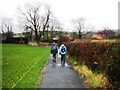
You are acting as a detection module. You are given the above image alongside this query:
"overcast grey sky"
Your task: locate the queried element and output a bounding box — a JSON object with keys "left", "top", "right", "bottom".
{"left": 0, "top": 0, "right": 119, "bottom": 33}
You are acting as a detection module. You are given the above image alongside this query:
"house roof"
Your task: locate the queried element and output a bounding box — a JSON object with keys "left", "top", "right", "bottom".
{"left": 92, "top": 34, "right": 105, "bottom": 39}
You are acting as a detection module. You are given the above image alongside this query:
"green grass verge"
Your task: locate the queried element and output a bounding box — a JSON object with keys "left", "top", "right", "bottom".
{"left": 66, "top": 55, "right": 109, "bottom": 88}
{"left": 0, "top": 44, "right": 2, "bottom": 89}
{"left": 91, "top": 39, "right": 120, "bottom": 42}
{"left": 2, "top": 44, "right": 50, "bottom": 88}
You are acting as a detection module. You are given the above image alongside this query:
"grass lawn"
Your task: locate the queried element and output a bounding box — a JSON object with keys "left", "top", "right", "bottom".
{"left": 91, "top": 39, "right": 120, "bottom": 42}
{"left": 0, "top": 44, "right": 2, "bottom": 89}
{"left": 2, "top": 44, "right": 50, "bottom": 88}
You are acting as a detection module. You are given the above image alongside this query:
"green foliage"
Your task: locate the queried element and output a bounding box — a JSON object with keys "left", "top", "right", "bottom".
{"left": 2, "top": 44, "right": 50, "bottom": 88}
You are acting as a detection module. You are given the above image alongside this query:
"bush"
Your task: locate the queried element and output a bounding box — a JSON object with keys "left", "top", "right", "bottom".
{"left": 65, "top": 41, "right": 120, "bottom": 87}
{"left": 40, "top": 38, "right": 53, "bottom": 43}
{"left": 59, "top": 35, "right": 70, "bottom": 43}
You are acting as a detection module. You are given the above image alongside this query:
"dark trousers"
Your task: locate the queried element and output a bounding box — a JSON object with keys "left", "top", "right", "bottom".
{"left": 53, "top": 54, "right": 56, "bottom": 61}
{"left": 61, "top": 54, "right": 65, "bottom": 63}
{"left": 53, "top": 54, "right": 56, "bottom": 59}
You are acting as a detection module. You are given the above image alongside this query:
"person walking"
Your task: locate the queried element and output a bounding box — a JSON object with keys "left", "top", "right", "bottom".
{"left": 50, "top": 42, "right": 58, "bottom": 62}
{"left": 59, "top": 43, "right": 67, "bottom": 66}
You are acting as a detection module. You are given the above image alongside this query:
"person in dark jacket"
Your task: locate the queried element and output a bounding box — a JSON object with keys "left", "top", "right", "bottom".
{"left": 50, "top": 42, "right": 58, "bottom": 62}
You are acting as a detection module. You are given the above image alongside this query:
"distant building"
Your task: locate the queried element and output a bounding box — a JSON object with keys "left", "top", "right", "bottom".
{"left": 13, "top": 33, "right": 25, "bottom": 38}
{"left": 13, "top": 33, "right": 29, "bottom": 44}
{"left": 82, "top": 34, "right": 106, "bottom": 40}
{"left": 91, "top": 34, "right": 106, "bottom": 39}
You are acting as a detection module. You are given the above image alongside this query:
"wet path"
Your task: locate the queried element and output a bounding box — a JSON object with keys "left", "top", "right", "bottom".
{"left": 40, "top": 54, "right": 89, "bottom": 88}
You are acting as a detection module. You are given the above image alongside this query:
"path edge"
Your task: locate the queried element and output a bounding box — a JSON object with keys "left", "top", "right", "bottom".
{"left": 34, "top": 55, "right": 50, "bottom": 89}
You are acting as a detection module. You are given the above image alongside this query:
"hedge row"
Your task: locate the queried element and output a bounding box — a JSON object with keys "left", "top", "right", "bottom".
{"left": 65, "top": 42, "right": 120, "bottom": 84}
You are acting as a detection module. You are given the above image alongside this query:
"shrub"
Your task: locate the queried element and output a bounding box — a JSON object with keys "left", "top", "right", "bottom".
{"left": 65, "top": 41, "right": 120, "bottom": 87}
{"left": 58, "top": 35, "right": 71, "bottom": 45}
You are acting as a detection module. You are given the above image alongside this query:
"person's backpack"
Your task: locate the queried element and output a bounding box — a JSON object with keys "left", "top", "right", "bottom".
{"left": 52, "top": 45, "right": 56, "bottom": 50}
{"left": 61, "top": 46, "right": 66, "bottom": 52}
{"left": 51, "top": 45, "right": 57, "bottom": 54}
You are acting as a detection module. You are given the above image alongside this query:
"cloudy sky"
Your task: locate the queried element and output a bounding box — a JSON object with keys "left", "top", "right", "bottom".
{"left": 0, "top": 0, "right": 119, "bottom": 33}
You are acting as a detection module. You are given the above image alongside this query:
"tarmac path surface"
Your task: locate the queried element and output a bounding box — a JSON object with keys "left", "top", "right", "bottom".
{"left": 40, "top": 54, "right": 89, "bottom": 88}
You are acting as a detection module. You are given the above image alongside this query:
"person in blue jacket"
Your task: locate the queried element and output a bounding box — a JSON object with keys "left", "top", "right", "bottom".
{"left": 50, "top": 42, "right": 58, "bottom": 62}
{"left": 59, "top": 43, "right": 67, "bottom": 66}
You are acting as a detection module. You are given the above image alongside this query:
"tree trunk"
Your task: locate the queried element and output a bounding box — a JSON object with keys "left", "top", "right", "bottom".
{"left": 78, "top": 31, "right": 81, "bottom": 39}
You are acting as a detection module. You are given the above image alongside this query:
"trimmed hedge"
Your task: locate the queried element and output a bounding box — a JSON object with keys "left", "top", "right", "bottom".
{"left": 2, "top": 37, "right": 29, "bottom": 44}
{"left": 65, "top": 42, "right": 120, "bottom": 86}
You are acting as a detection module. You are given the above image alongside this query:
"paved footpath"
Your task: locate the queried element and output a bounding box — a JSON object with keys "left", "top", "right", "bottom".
{"left": 40, "top": 54, "right": 89, "bottom": 88}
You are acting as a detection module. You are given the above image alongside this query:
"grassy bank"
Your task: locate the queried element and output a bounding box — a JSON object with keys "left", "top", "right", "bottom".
{"left": 66, "top": 55, "right": 109, "bottom": 88}
{"left": 2, "top": 44, "right": 50, "bottom": 88}
{"left": 91, "top": 39, "right": 120, "bottom": 42}
{"left": 0, "top": 44, "right": 2, "bottom": 89}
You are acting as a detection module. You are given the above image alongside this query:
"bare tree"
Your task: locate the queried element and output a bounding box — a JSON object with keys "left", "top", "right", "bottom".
{"left": 72, "top": 17, "right": 85, "bottom": 39}
{"left": 41, "top": 6, "right": 50, "bottom": 40}
{"left": 1, "top": 17, "right": 14, "bottom": 41}
{"left": 97, "top": 27, "right": 116, "bottom": 39}
{"left": 17, "top": 3, "right": 51, "bottom": 42}
{"left": 48, "top": 17, "right": 63, "bottom": 39}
